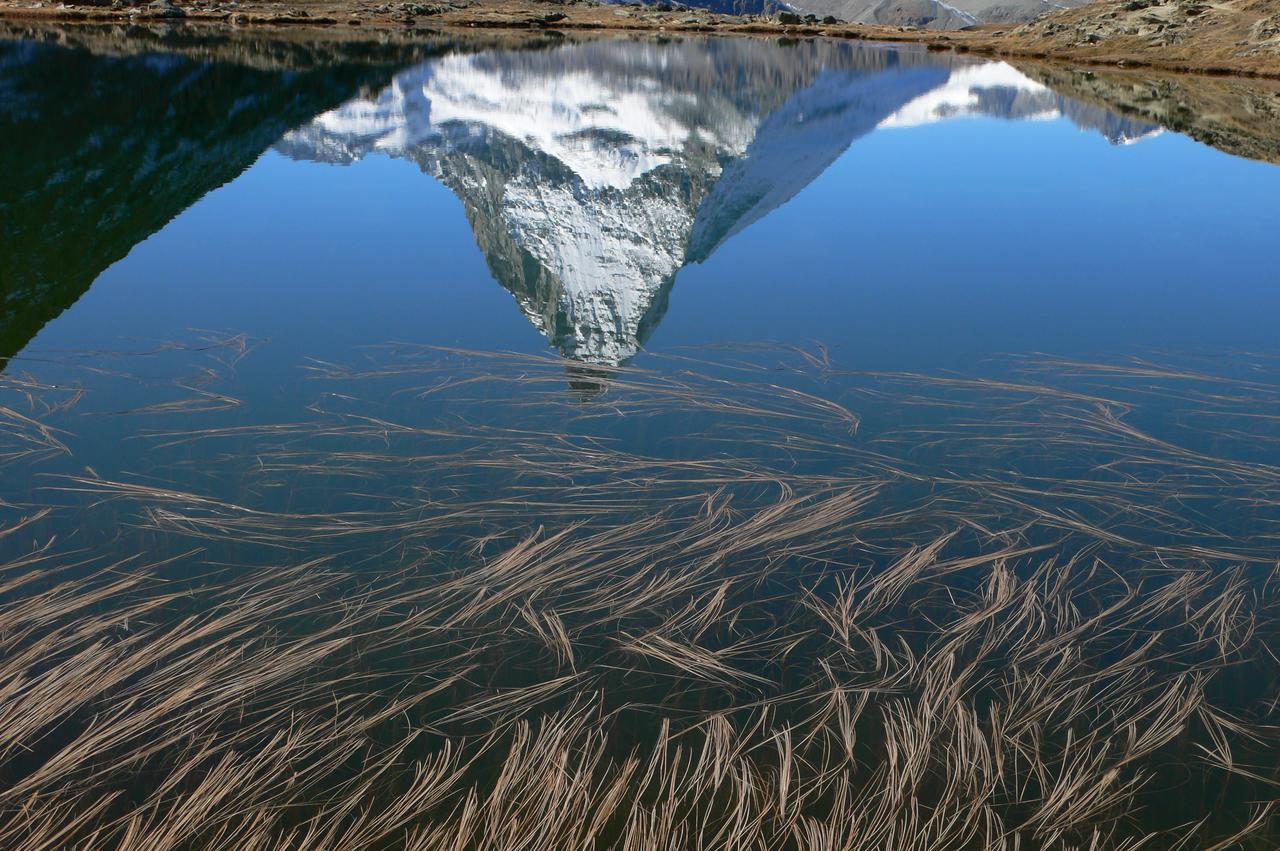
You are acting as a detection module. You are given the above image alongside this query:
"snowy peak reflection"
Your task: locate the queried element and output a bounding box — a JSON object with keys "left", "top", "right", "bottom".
{"left": 878, "top": 62, "right": 1162, "bottom": 144}
{"left": 279, "top": 40, "right": 1157, "bottom": 366}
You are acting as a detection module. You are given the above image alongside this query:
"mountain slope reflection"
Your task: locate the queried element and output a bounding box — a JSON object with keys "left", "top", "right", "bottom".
{"left": 280, "top": 39, "right": 1157, "bottom": 365}
{"left": 0, "top": 39, "right": 408, "bottom": 362}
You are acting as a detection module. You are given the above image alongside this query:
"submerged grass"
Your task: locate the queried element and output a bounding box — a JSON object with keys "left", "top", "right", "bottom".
{"left": 1, "top": 341, "right": 1279, "bottom": 848}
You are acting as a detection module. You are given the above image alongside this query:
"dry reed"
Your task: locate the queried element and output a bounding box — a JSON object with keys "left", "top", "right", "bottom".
{"left": 0, "top": 341, "right": 1277, "bottom": 848}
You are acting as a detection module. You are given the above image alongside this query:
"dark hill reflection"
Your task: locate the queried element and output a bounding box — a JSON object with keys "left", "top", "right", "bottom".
{"left": 276, "top": 40, "right": 1158, "bottom": 365}
{"left": 0, "top": 36, "right": 428, "bottom": 362}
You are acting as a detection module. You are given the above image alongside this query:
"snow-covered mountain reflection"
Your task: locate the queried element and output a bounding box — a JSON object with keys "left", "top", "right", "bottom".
{"left": 279, "top": 40, "right": 1157, "bottom": 365}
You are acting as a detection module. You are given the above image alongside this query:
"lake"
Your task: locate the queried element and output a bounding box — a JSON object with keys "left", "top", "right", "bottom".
{"left": 3, "top": 26, "right": 1280, "bottom": 848}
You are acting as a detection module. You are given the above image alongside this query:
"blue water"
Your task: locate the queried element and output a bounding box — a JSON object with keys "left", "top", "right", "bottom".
{"left": 3, "top": 31, "right": 1280, "bottom": 848}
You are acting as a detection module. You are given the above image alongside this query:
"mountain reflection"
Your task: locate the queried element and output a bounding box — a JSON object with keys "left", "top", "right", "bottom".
{"left": 278, "top": 40, "right": 1157, "bottom": 365}
{"left": 1, "top": 33, "right": 1172, "bottom": 367}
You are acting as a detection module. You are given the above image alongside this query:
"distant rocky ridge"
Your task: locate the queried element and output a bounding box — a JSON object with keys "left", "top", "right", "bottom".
{"left": 278, "top": 39, "right": 1157, "bottom": 364}
{"left": 634, "top": 0, "right": 1087, "bottom": 30}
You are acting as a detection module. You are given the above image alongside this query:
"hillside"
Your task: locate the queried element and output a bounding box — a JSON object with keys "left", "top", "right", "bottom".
{"left": 1, "top": 0, "right": 1279, "bottom": 81}
{"left": 993, "top": 0, "right": 1280, "bottom": 76}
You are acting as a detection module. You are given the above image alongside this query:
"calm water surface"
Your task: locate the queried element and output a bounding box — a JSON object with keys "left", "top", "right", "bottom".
{"left": 6, "top": 34, "right": 1280, "bottom": 371}
{"left": 3, "top": 28, "right": 1280, "bottom": 848}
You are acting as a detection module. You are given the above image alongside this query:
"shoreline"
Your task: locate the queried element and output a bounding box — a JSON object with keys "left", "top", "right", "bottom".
{"left": 2, "top": 0, "right": 1280, "bottom": 80}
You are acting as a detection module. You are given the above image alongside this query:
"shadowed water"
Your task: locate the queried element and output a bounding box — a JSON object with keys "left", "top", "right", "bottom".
{"left": 3, "top": 26, "right": 1280, "bottom": 849}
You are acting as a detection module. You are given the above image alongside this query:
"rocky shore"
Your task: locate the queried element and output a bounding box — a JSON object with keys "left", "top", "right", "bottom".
{"left": 0, "top": 0, "right": 1278, "bottom": 77}
{"left": 995, "top": 0, "right": 1280, "bottom": 76}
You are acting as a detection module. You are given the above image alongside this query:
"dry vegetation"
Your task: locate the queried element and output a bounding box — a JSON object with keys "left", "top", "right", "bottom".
{"left": 4, "top": 0, "right": 1280, "bottom": 79}
{"left": 1, "top": 340, "right": 1279, "bottom": 848}
{"left": 995, "top": 0, "right": 1280, "bottom": 77}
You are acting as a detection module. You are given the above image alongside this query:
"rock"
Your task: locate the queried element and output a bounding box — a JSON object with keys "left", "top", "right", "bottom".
{"left": 822, "top": 14, "right": 839, "bottom": 23}
{"left": 540, "top": 9, "right": 565, "bottom": 20}
{"left": 1083, "top": 31, "right": 1104, "bottom": 41}
{"left": 1250, "top": 14, "right": 1280, "bottom": 39}
{"left": 776, "top": 10, "right": 801, "bottom": 23}
{"left": 146, "top": 0, "right": 185, "bottom": 16}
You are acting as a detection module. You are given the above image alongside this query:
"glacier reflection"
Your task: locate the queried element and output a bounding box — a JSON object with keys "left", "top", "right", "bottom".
{"left": 278, "top": 39, "right": 1156, "bottom": 365}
